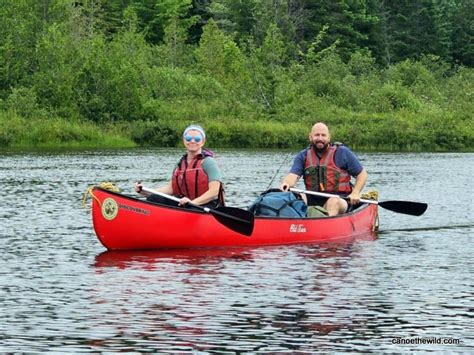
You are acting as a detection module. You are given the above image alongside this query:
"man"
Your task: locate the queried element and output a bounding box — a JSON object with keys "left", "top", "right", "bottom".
{"left": 280, "top": 122, "right": 367, "bottom": 216}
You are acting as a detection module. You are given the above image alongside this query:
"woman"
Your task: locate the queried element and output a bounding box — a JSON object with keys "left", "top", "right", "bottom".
{"left": 135, "top": 124, "right": 224, "bottom": 208}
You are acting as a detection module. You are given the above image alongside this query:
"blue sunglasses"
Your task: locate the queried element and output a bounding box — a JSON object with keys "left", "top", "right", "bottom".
{"left": 184, "top": 134, "right": 202, "bottom": 143}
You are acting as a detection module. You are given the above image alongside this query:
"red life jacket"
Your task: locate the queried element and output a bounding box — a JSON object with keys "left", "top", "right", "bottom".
{"left": 303, "top": 145, "right": 352, "bottom": 193}
{"left": 171, "top": 150, "right": 225, "bottom": 204}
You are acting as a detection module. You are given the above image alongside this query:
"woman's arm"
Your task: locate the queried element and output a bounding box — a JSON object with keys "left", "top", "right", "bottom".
{"left": 135, "top": 181, "right": 173, "bottom": 196}
{"left": 189, "top": 180, "right": 221, "bottom": 205}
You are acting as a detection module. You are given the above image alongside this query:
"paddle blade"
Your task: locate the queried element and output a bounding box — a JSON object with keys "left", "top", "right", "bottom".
{"left": 210, "top": 206, "right": 255, "bottom": 236}
{"left": 379, "top": 200, "right": 428, "bottom": 216}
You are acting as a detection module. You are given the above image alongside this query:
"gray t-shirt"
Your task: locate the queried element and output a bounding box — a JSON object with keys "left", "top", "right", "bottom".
{"left": 173, "top": 156, "right": 222, "bottom": 182}
{"left": 201, "top": 157, "right": 222, "bottom": 182}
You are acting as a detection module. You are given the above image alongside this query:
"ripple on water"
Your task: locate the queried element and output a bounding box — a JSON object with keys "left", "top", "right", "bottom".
{"left": 1, "top": 150, "right": 473, "bottom": 352}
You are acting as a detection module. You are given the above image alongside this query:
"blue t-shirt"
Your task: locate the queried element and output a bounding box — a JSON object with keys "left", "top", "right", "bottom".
{"left": 289, "top": 145, "right": 363, "bottom": 178}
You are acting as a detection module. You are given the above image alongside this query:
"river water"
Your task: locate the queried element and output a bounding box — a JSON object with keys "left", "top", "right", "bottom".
{"left": 1, "top": 149, "right": 472, "bottom": 352}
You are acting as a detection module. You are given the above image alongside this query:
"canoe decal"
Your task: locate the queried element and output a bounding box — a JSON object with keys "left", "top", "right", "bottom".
{"left": 118, "top": 203, "right": 151, "bottom": 216}
{"left": 290, "top": 224, "right": 307, "bottom": 233}
{"left": 101, "top": 198, "right": 118, "bottom": 220}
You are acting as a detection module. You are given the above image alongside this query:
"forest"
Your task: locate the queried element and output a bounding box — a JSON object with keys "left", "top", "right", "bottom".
{"left": 0, "top": 0, "right": 473, "bottom": 151}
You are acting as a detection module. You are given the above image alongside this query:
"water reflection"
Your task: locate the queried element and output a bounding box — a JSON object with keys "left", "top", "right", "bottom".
{"left": 94, "top": 248, "right": 256, "bottom": 269}
{"left": 89, "top": 244, "right": 380, "bottom": 352}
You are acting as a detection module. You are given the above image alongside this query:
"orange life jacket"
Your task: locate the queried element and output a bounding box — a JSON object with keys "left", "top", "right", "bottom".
{"left": 303, "top": 145, "right": 352, "bottom": 193}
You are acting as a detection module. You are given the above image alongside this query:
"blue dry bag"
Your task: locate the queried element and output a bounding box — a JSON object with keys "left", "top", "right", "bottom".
{"left": 249, "top": 189, "right": 307, "bottom": 217}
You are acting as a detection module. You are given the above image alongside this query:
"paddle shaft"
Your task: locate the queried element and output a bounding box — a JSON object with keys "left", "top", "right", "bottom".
{"left": 141, "top": 186, "right": 210, "bottom": 209}
{"left": 290, "top": 188, "right": 428, "bottom": 216}
{"left": 290, "top": 188, "right": 378, "bottom": 205}
{"left": 140, "top": 186, "right": 255, "bottom": 232}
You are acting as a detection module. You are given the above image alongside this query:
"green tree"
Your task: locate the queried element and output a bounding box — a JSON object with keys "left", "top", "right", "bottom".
{"left": 194, "top": 19, "right": 252, "bottom": 107}
{"left": 451, "top": 0, "right": 474, "bottom": 66}
{"left": 246, "top": 23, "right": 289, "bottom": 112}
{"left": 194, "top": 19, "right": 229, "bottom": 79}
{"left": 209, "top": 0, "right": 259, "bottom": 41}
{"left": 209, "top": 0, "right": 305, "bottom": 60}
{"left": 372, "top": 0, "right": 455, "bottom": 65}
{"left": 159, "top": 0, "right": 199, "bottom": 67}
{"left": 188, "top": 0, "right": 213, "bottom": 44}
{"left": 301, "top": 0, "right": 376, "bottom": 61}
{"left": 0, "top": 0, "right": 41, "bottom": 96}
{"left": 33, "top": 22, "right": 83, "bottom": 118}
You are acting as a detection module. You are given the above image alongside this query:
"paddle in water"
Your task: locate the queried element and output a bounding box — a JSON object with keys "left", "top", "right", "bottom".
{"left": 140, "top": 186, "right": 254, "bottom": 236}
{"left": 290, "top": 188, "right": 428, "bottom": 216}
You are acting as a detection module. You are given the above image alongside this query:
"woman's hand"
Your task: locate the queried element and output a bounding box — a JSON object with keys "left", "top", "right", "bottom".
{"left": 179, "top": 197, "right": 191, "bottom": 206}
{"left": 134, "top": 182, "right": 143, "bottom": 193}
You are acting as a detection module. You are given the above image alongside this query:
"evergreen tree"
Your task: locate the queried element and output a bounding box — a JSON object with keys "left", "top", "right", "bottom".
{"left": 451, "top": 0, "right": 474, "bottom": 66}
{"left": 188, "top": 0, "right": 213, "bottom": 44}
{"left": 373, "top": 0, "right": 455, "bottom": 65}
{"left": 209, "top": 0, "right": 305, "bottom": 60}
{"left": 301, "top": 0, "right": 376, "bottom": 61}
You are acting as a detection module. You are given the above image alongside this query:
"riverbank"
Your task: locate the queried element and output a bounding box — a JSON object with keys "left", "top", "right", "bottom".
{"left": 0, "top": 113, "right": 135, "bottom": 150}
{"left": 1, "top": 111, "right": 472, "bottom": 152}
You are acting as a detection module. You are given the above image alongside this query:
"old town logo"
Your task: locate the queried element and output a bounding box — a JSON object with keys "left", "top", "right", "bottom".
{"left": 102, "top": 198, "right": 118, "bottom": 220}
{"left": 290, "top": 224, "right": 306, "bottom": 233}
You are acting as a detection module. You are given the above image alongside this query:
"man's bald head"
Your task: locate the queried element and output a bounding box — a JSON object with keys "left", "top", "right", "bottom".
{"left": 309, "top": 122, "right": 331, "bottom": 151}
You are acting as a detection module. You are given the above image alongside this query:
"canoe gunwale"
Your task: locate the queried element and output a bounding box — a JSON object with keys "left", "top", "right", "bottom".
{"left": 93, "top": 186, "right": 371, "bottom": 221}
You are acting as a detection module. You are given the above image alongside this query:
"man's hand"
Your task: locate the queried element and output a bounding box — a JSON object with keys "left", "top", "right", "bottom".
{"left": 347, "top": 191, "right": 361, "bottom": 205}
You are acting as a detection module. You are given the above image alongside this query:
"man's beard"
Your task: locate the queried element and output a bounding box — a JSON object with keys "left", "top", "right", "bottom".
{"left": 311, "top": 141, "right": 329, "bottom": 153}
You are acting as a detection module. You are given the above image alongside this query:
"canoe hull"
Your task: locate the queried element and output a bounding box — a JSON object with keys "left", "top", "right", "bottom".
{"left": 91, "top": 188, "right": 378, "bottom": 250}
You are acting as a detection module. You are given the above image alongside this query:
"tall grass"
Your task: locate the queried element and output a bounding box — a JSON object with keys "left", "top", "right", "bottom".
{"left": 0, "top": 111, "right": 134, "bottom": 149}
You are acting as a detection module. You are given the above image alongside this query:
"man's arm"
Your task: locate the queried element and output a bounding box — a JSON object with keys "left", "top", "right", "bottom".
{"left": 279, "top": 150, "right": 305, "bottom": 191}
{"left": 280, "top": 173, "right": 300, "bottom": 191}
{"left": 347, "top": 169, "right": 367, "bottom": 204}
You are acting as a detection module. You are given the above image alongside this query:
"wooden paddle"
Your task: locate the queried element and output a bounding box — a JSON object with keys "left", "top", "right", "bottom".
{"left": 290, "top": 188, "right": 428, "bottom": 216}
{"left": 140, "top": 186, "right": 254, "bottom": 236}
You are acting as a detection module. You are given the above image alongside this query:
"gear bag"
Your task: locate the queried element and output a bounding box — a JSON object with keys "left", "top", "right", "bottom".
{"left": 249, "top": 189, "right": 307, "bottom": 217}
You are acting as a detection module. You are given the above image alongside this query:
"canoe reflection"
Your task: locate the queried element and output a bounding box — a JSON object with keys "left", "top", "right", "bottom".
{"left": 94, "top": 248, "right": 257, "bottom": 269}
{"left": 89, "top": 242, "right": 379, "bottom": 350}
{"left": 93, "top": 240, "right": 370, "bottom": 269}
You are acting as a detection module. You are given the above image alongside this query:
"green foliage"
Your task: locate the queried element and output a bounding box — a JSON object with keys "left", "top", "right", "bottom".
{"left": 348, "top": 49, "right": 377, "bottom": 77}
{"left": 0, "top": 0, "right": 44, "bottom": 95}
{"left": 301, "top": 0, "right": 376, "bottom": 61}
{"left": 0, "top": 0, "right": 473, "bottom": 152}
{"left": 451, "top": 0, "right": 474, "bottom": 66}
{"left": 3, "top": 87, "right": 48, "bottom": 119}
{"left": 0, "top": 111, "right": 133, "bottom": 149}
{"left": 77, "top": 31, "right": 152, "bottom": 123}
{"left": 129, "top": 120, "right": 182, "bottom": 147}
{"left": 33, "top": 22, "right": 83, "bottom": 119}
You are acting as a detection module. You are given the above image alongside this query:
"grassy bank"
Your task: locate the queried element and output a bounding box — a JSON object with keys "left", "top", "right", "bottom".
{"left": 128, "top": 114, "right": 473, "bottom": 152}
{"left": 0, "top": 111, "right": 135, "bottom": 149}
{"left": 3, "top": 111, "right": 471, "bottom": 152}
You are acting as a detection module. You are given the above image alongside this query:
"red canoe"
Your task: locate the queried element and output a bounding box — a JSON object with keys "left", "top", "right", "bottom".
{"left": 91, "top": 187, "right": 379, "bottom": 250}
